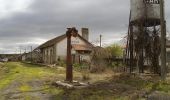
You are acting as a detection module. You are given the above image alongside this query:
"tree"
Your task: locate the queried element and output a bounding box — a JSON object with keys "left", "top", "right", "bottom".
{"left": 90, "top": 46, "right": 111, "bottom": 72}
{"left": 105, "top": 44, "right": 123, "bottom": 58}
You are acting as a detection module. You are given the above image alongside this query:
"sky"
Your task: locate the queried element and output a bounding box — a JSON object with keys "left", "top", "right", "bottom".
{"left": 0, "top": 0, "right": 169, "bottom": 54}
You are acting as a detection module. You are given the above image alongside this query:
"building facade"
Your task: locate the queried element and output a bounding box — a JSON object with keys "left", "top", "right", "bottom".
{"left": 36, "top": 28, "right": 93, "bottom": 64}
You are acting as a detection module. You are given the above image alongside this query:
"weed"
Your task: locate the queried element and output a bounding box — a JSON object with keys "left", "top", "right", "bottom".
{"left": 19, "top": 84, "right": 32, "bottom": 92}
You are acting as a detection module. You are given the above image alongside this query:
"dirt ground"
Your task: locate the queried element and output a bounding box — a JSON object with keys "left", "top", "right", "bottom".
{"left": 1, "top": 62, "right": 170, "bottom": 100}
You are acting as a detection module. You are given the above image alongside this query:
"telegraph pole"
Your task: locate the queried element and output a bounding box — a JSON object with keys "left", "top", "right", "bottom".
{"left": 160, "top": 0, "right": 166, "bottom": 80}
{"left": 100, "top": 34, "right": 102, "bottom": 47}
{"left": 19, "top": 46, "right": 22, "bottom": 54}
{"left": 25, "top": 48, "right": 27, "bottom": 53}
{"left": 31, "top": 46, "right": 33, "bottom": 63}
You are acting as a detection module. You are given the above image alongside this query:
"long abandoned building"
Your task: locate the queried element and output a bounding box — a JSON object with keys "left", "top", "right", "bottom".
{"left": 35, "top": 28, "right": 93, "bottom": 64}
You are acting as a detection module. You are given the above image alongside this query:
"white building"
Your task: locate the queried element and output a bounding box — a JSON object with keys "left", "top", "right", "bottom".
{"left": 35, "top": 28, "right": 93, "bottom": 64}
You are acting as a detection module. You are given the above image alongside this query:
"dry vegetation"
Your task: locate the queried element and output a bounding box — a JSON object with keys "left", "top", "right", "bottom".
{"left": 1, "top": 62, "right": 170, "bottom": 100}
{"left": 0, "top": 62, "right": 116, "bottom": 100}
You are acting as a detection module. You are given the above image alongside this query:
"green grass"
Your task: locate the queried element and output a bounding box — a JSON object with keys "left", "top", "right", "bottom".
{"left": 19, "top": 84, "right": 32, "bottom": 92}
{"left": 113, "top": 74, "right": 170, "bottom": 94}
{"left": 0, "top": 62, "right": 128, "bottom": 100}
{"left": 68, "top": 90, "right": 112, "bottom": 100}
{"left": 0, "top": 62, "right": 20, "bottom": 89}
{"left": 2, "top": 62, "right": 170, "bottom": 100}
{"left": 150, "top": 81, "right": 170, "bottom": 93}
{"left": 42, "top": 85, "right": 64, "bottom": 99}
{"left": 0, "top": 62, "right": 69, "bottom": 99}
{"left": 0, "top": 73, "right": 18, "bottom": 89}
{"left": 0, "top": 62, "right": 66, "bottom": 90}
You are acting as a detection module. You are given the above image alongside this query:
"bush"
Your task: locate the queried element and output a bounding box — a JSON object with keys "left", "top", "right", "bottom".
{"left": 82, "top": 69, "right": 90, "bottom": 81}
{"left": 152, "top": 81, "right": 170, "bottom": 93}
{"left": 105, "top": 44, "right": 123, "bottom": 57}
{"left": 58, "top": 60, "right": 66, "bottom": 67}
{"left": 90, "top": 47, "right": 110, "bottom": 73}
{"left": 73, "top": 63, "right": 90, "bottom": 80}
{"left": 73, "top": 63, "right": 82, "bottom": 68}
{"left": 109, "top": 62, "right": 124, "bottom": 68}
{"left": 90, "top": 62, "right": 106, "bottom": 73}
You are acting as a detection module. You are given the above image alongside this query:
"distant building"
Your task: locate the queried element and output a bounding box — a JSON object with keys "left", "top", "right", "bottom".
{"left": 35, "top": 28, "right": 93, "bottom": 64}
{"left": 0, "top": 54, "right": 20, "bottom": 61}
{"left": 21, "top": 50, "right": 42, "bottom": 63}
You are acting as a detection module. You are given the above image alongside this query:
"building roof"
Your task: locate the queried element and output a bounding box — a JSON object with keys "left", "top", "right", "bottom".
{"left": 36, "top": 34, "right": 66, "bottom": 49}
{"left": 35, "top": 34, "right": 93, "bottom": 50}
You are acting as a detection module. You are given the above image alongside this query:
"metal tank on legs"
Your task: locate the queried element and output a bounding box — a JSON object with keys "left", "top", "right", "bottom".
{"left": 126, "top": 0, "right": 162, "bottom": 74}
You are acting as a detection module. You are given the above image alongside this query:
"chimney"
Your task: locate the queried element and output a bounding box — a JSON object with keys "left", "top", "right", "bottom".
{"left": 81, "top": 28, "right": 89, "bottom": 41}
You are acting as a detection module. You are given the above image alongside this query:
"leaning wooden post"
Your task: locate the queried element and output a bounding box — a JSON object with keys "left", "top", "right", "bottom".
{"left": 66, "top": 28, "right": 72, "bottom": 82}
{"left": 66, "top": 27, "right": 78, "bottom": 82}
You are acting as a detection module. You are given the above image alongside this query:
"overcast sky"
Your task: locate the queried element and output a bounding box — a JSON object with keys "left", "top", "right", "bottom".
{"left": 0, "top": 0, "right": 169, "bottom": 54}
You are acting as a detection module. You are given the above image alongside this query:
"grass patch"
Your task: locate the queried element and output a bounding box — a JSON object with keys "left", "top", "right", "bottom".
{"left": 61, "top": 88, "right": 128, "bottom": 100}
{"left": 0, "top": 73, "right": 18, "bottom": 89}
{"left": 19, "top": 84, "right": 32, "bottom": 92}
{"left": 42, "top": 85, "right": 65, "bottom": 99}
{"left": 4, "top": 62, "right": 170, "bottom": 99}
{"left": 151, "top": 81, "right": 170, "bottom": 93}
{"left": 0, "top": 62, "right": 20, "bottom": 89}
{"left": 0, "top": 62, "right": 125, "bottom": 100}
{"left": 0, "top": 62, "right": 81, "bottom": 91}
{"left": 113, "top": 74, "right": 170, "bottom": 94}
{"left": 0, "top": 62, "right": 4, "bottom": 67}
{"left": 0, "top": 62, "right": 59, "bottom": 90}
{"left": 44, "top": 86, "right": 64, "bottom": 95}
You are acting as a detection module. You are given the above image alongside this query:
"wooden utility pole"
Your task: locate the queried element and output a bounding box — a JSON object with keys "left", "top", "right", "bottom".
{"left": 25, "top": 48, "right": 27, "bottom": 53}
{"left": 129, "top": 25, "right": 134, "bottom": 73}
{"left": 66, "top": 30, "right": 72, "bottom": 82}
{"left": 19, "top": 46, "right": 22, "bottom": 54}
{"left": 31, "top": 46, "right": 33, "bottom": 63}
{"left": 66, "top": 27, "right": 78, "bottom": 82}
{"left": 100, "top": 35, "right": 102, "bottom": 47}
{"left": 160, "top": 0, "right": 166, "bottom": 80}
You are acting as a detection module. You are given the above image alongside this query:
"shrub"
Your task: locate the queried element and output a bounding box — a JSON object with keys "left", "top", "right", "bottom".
{"left": 73, "top": 63, "right": 81, "bottom": 68}
{"left": 90, "top": 47, "right": 111, "bottom": 73}
{"left": 105, "top": 44, "right": 123, "bottom": 57}
{"left": 82, "top": 69, "right": 90, "bottom": 81}
{"left": 58, "top": 60, "right": 66, "bottom": 67}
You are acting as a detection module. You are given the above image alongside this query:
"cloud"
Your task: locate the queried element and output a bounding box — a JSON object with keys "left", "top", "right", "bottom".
{"left": 0, "top": 0, "right": 33, "bottom": 19}
{"left": 0, "top": 0, "right": 169, "bottom": 54}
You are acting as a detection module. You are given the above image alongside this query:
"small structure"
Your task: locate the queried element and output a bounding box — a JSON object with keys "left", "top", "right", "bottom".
{"left": 35, "top": 28, "right": 93, "bottom": 64}
{"left": 0, "top": 54, "right": 20, "bottom": 61}
{"left": 21, "top": 50, "right": 42, "bottom": 63}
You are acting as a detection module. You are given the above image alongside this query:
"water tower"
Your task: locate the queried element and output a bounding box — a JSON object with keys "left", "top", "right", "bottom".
{"left": 130, "top": 0, "right": 160, "bottom": 26}
{"left": 126, "top": 0, "right": 164, "bottom": 73}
